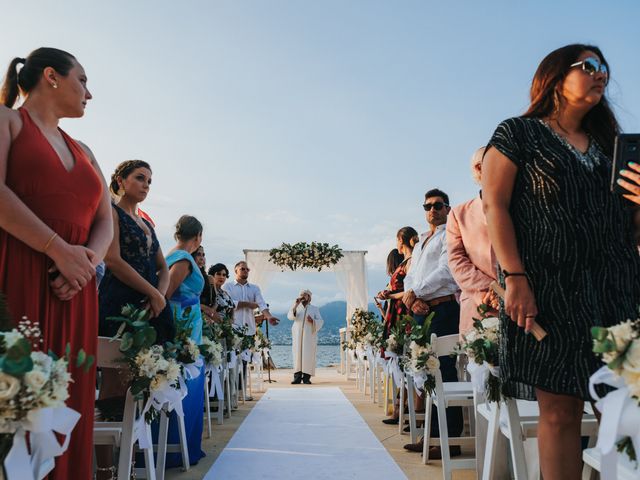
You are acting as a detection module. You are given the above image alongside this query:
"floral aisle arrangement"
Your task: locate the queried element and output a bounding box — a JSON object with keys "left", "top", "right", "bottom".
{"left": 404, "top": 314, "right": 438, "bottom": 395}
{"left": 457, "top": 308, "right": 501, "bottom": 402}
{"left": 382, "top": 315, "right": 413, "bottom": 387}
{"left": 200, "top": 325, "right": 225, "bottom": 399}
{"left": 269, "top": 242, "right": 343, "bottom": 271}
{"left": 342, "top": 309, "right": 380, "bottom": 353}
{"left": 589, "top": 318, "right": 640, "bottom": 475}
{"left": 0, "top": 294, "right": 89, "bottom": 479}
{"left": 199, "top": 336, "right": 223, "bottom": 368}
{"left": 108, "top": 305, "right": 182, "bottom": 423}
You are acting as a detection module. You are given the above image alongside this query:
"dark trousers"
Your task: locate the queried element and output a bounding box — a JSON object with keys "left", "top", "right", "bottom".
{"left": 293, "top": 371, "right": 310, "bottom": 382}
{"left": 413, "top": 299, "right": 463, "bottom": 438}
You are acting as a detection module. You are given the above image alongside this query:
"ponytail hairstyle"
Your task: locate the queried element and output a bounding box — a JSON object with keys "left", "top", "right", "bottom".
{"left": 523, "top": 44, "right": 618, "bottom": 157}
{"left": 397, "top": 226, "right": 419, "bottom": 250}
{"left": 1, "top": 47, "right": 76, "bottom": 108}
{"left": 109, "top": 160, "right": 152, "bottom": 196}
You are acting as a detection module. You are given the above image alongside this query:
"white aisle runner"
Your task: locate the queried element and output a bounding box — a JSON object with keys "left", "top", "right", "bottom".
{"left": 204, "top": 387, "right": 407, "bottom": 480}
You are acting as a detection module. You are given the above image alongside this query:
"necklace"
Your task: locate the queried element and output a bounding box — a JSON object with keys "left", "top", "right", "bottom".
{"left": 538, "top": 119, "right": 601, "bottom": 171}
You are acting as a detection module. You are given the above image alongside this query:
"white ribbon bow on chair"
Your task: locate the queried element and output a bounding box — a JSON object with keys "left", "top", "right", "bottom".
{"left": 4, "top": 406, "right": 81, "bottom": 480}
{"left": 589, "top": 365, "right": 640, "bottom": 480}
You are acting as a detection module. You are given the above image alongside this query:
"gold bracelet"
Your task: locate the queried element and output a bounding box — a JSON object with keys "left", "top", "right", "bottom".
{"left": 43, "top": 232, "right": 58, "bottom": 253}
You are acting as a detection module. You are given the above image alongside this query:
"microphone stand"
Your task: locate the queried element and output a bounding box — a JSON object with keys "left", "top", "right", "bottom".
{"left": 264, "top": 319, "right": 276, "bottom": 383}
{"left": 260, "top": 303, "right": 276, "bottom": 384}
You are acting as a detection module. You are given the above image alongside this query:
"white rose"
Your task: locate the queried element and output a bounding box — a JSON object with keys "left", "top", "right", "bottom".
{"left": 482, "top": 317, "right": 499, "bottom": 331}
{"left": 24, "top": 370, "right": 48, "bottom": 391}
{"left": 1, "top": 330, "right": 23, "bottom": 348}
{"left": 609, "top": 321, "right": 634, "bottom": 353}
{"left": 426, "top": 356, "right": 440, "bottom": 373}
{"left": 0, "top": 373, "right": 20, "bottom": 401}
{"left": 622, "top": 339, "right": 640, "bottom": 374}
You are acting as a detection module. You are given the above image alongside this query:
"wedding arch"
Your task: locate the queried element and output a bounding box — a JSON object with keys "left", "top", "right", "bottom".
{"left": 243, "top": 247, "right": 368, "bottom": 324}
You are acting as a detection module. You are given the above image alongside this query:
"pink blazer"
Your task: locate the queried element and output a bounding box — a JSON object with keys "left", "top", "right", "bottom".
{"left": 446, "top": 196, "right": 497, "bottom": 336}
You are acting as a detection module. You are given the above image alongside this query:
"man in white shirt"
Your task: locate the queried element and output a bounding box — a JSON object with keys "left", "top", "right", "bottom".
{"left": 223, "top": 261, "right": 278, "bottom": 335}
{"left": 223, "top": 261, "right": 278, "bottom": 401}
{"left": 402, "top": 188, "right": 463, "bottom": 457}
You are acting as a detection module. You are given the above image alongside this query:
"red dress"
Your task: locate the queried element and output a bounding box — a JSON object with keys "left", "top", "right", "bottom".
{"left": 384, "top": 259, "right": 409, "bottom": 338}
{"left": 0, "top": 108, "right": 102, "bottom": 480}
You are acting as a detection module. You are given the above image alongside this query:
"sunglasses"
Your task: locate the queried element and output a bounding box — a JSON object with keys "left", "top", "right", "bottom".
{"left": 570, "top": 57, "right": 608, "bottom": 82}
{"left": 423, "top": 202, "right": 447, "bottom": 211}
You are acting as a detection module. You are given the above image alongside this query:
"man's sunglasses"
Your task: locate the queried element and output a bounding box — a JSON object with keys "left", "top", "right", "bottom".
{"left": 570, "top": 57, "right": 608, "bottom": 82}
{"left": 423, "top": 202, "right": 448, "bottom": 211}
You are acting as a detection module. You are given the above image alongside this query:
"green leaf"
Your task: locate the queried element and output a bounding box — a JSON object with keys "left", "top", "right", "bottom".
{"left": 120, "top": 332, "right": 134, "bottom": 352}
{"left": 76, "top": 349, "right": 86, "bottom": 367}
{"left": 3, "top": 338, "right": 33, "bottom": 375}
{"left": 83, "top": 355, "right": 95, "bottom": 373}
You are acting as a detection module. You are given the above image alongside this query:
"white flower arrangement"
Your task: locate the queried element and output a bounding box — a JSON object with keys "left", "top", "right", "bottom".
{"left": 0, "top": 319, "right": 83, "bottom": 433}
{"left": 200, "top": 337, "right": 223, "bottom": 368}
{"left": 591, "top": 318, "right": 640, "bottom": 465}
{"left": 132, "top": 344, "right": 181, "bottom": 393}
{"left": 269, "top": 242, "right": 343, "bottom": 271}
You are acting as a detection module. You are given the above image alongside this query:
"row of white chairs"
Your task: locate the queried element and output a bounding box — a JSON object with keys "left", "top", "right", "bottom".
{"left": 93, "top": 336, "right": 264, "bottom": 479}
{"left": 350, "top": 334, "right": 613, "bottom": 480}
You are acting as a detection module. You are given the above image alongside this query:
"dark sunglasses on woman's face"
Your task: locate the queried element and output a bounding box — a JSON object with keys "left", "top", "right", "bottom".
{"left": 423, "top": 201, "right": 447, "bottom": 211}
{"left": 570, "top": 57, "right": 608, "bottom": 82}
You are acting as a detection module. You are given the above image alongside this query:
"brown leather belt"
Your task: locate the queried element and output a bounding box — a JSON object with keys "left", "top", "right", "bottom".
{"left": 426, "top": 294, "right": 457, "bottom": 307}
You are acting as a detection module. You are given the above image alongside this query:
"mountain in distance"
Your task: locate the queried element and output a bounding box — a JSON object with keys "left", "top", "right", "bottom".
{"left": 265, "top": 301, "right": 379, "bottom": 345}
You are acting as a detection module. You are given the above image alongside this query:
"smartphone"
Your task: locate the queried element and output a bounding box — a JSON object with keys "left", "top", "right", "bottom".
{"left": 611, "top": 134, "right": 640, "bottom": 193}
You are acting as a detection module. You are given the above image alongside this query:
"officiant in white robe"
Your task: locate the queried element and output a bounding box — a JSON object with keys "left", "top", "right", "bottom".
{"left": 288, "top": 290, "right": 324, "bottom": 384}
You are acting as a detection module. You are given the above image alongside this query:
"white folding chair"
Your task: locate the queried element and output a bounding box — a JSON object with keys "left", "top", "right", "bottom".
{"left": 93, "top": 337, "right": 156, "bottom": 480}
{"left": 477, "top": 398, "right": 599, "bottom": 480}
{"left": 406, "top": 373, "right": 426, "bottom": 444}
{"left": 583, "top": 447, "right": 639, "bottom": 480}
{"left": 421, "top": 333, "right": 476, "bottom": 480}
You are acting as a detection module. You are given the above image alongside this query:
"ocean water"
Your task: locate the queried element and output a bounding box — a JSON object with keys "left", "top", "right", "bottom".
{"left": 269, "top": 344, "right": 341, "bottom": 369}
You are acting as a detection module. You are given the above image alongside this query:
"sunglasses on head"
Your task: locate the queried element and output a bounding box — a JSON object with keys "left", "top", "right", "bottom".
{"left": 570, "top": 57, "right": 608, "bottom": 82}
{"left": 423, "top": 201, "right": 447, "bottom": 211}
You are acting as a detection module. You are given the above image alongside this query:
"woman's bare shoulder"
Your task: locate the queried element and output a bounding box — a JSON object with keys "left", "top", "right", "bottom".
{"left": 0, "top": 106, "right": 22, "bottom": 137}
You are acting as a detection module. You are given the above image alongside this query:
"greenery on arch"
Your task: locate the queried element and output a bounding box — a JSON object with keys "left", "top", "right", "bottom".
{"left": 268, "top": 242, "right": 343, "bottom": 272}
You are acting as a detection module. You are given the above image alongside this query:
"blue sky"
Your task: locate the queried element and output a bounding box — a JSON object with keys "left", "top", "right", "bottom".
{"left": 3, "top": 1, "right": 639, "bottom": 312}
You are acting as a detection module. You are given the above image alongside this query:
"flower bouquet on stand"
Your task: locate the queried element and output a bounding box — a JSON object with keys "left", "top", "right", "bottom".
{"left": 589, "top": 318, "right": 640, "bottom": 477}
{"left": 0, "top": 294, "right": 90, "bottom": 480}
{"left": 404, "top": 313, "right": 438, "bottom": 395}
{"left": 107, "top": 305, "right": 183, "bottom": 425}
{"left": 457, "top": 306, "right": 501, "bottom": 402}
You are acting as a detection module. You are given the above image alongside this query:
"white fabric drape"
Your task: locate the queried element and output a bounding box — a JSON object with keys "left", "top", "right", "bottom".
{"left": 243, "top": 250, "right": 368, "bottom": 325}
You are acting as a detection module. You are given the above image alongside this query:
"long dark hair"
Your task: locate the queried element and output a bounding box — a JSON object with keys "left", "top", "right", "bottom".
{"left": 523, "top": 44, "right": 618, "bottom": 157}
{"left": 386, "top": 249, "right": 404, "bottom": 276}
{"left": 1, "top": 47, "right": 76, "bottom": 108}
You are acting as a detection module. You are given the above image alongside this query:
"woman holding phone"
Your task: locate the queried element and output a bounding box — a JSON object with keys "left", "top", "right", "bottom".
{"left": 482, "top": 44, "right": 640, "bottom": 479}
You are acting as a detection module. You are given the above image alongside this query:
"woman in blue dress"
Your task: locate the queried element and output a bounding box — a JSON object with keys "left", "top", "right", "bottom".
{"left": 163, "top": 214, "right": 206, "bottom": 467}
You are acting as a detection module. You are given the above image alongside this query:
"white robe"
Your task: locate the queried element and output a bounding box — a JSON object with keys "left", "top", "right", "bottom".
{"left": 288, "top": 303, "right": 323, "bottom": 376}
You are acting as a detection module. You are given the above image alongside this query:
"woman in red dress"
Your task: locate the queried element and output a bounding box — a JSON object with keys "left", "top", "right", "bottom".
{"left": 0, "top": 48, "right": 112, "bottom": 479}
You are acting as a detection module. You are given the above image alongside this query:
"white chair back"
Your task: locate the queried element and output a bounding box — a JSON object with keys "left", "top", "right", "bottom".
{"left": 97, "top": 336, "right": 123, "bottom": 369}
{"left": 431, "top": 333, "right": 459, "bottom": 358}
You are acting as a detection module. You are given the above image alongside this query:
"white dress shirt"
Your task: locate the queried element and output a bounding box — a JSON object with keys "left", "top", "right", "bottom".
{"left": 404, "top": 224, "right": 459, "bottom": 300}
{"left": 222, "top": 280, "right": 268, "bottom": 335}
